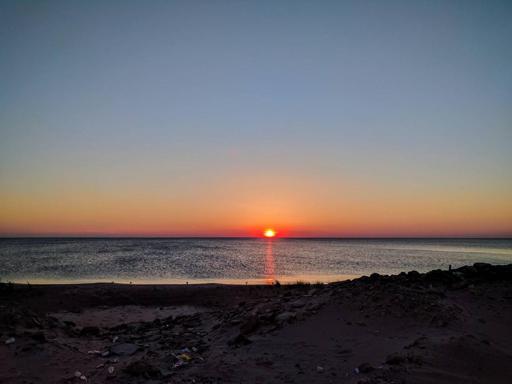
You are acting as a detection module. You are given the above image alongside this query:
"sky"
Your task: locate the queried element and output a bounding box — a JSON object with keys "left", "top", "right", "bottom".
{"left": 1, "top": 0, "right": 511, "bottom": 237}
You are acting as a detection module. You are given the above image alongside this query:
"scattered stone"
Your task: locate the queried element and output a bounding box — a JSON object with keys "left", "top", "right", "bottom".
{"left": 110, "top": 343, "right": 139, "bottom": 356}
{"left": 107, "top": 366, "right": 115, "bottom": 376}
{"left": 316, "top": 365, "right": 324, "bottom": 373}
{"left": 5, "top": 337, "right": 15, "bottom": 345}
{"left": 74, "top": 371, "right": 82, "bottom": 378}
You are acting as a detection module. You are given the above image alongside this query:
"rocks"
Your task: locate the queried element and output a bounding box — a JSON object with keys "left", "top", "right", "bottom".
{"left": 4, "top": 337, "right": 15, "bottom": 345}
{"left": 110, "top": 342, "right": 139, "bottom": 356}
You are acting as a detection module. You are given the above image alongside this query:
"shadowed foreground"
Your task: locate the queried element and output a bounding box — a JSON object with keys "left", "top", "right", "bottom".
{"left": 1, "top": 263, "right": 512, "bottom": 383}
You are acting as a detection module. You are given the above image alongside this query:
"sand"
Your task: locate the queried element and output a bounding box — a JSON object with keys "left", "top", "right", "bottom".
{"left": 1, "top": 263, "right": 511, "bottom": 383}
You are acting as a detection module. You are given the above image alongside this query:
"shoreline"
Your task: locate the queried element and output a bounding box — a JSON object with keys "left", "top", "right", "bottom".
{"left": 2, "top": 273, "right": 361, "bottom": 286}
{"left": 1, "top": 263, "right": 512, "bottom": 383}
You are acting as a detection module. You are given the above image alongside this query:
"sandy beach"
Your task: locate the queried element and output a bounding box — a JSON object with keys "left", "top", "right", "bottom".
{"left": 1, "top": 263, "right": 511, "bottom": 384}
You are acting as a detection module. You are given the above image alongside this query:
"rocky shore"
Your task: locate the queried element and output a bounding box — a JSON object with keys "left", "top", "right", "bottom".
{"left": 1, "top": 263, "right": 512, "bottom": 383}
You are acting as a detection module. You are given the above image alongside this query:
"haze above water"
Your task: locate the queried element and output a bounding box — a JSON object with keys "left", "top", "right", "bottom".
{"left": 1, "top": 238, "right": 511, "bottom": 285}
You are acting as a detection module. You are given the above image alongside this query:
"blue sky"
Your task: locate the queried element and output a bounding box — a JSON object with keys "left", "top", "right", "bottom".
{"left": 1, "top": 0, "right": 511, "bottom": 236}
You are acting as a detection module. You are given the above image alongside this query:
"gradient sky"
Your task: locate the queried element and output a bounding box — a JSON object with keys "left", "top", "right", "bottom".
{"left": 1, "top": 0, "right": 511, "bottom": 237}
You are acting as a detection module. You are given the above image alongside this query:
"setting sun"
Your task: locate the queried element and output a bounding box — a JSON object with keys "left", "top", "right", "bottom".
{"left": 263, "top": 229, "right": 276, "bottom": 238}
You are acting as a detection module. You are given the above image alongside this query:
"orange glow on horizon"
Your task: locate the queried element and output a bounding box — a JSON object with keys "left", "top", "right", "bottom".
{"left": 263, "top": 228, "right": 276, "bottom": 238}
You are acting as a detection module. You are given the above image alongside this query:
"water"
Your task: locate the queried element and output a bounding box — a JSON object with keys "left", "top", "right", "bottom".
{"left": 1, "top": 238, "right": 511, "bottom": 284}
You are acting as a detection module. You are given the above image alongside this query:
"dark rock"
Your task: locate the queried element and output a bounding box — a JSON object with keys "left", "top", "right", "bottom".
{"left": 228, "top": 333, "right": 252, "bottom": 346}
{"left": 29, "top": 331, "right": 46, "bottom": 343}
{"left": 386, "top": 353, "right": 406, "bottom": 365}
{"left": 291, "top": 299, "right": 306, "bottom": 308}
{"left": 473, "top": 262, "right": 491, "bottom": 270}
{"left": 275, "top": 311, "right": 296, "bottom": 324}
{"left": 124, "top": 360, "right": 160, "bottom": 378}
{"left": 358, "top": 362, "right": 374, "bottom": 373}
{"left": 110, "top": 343, "right": 139, "bottom": 356}
{"left": 424, "top": 269, "right": 450, "bottom": 283}
{"left": 406, "top": 353, "right": 424, "bottom": 365}
{"left": 458, "top": 265, "right": 478, "bottom": 277}
{"left": 240, "top": 315, "right": 260, "bottom": 335}
{"left": 80, "top": 326, "right": 100, "bottom": 336}
{"left": 369, "top": 273, "right": 381, "bottom": 281}
{"left": 63, "top": 320, "right": 76, "bottom": 328}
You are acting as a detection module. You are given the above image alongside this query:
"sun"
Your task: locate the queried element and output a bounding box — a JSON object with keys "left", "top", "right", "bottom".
{"left": 263, "top": 229, "right": 276, "bottom": 238}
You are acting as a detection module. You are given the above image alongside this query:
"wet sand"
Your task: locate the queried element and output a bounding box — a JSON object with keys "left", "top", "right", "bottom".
{"left": 1, "top": 263, "right": 511, "bottom": 383}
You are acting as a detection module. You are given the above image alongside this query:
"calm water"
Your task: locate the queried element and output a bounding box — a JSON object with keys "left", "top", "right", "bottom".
{"left": 1, "top": 238, "right": 511, "bottom": 284}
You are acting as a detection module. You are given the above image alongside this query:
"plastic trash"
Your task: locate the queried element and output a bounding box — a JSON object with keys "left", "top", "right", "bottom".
{"left": 177, "top": 353, "right": 192, "bottom": 362}
{"left": 107, "top": 366, "right": 115, "bottom": 375}
{"left": 173, "top": 360, "right": 187, "bottom": 369}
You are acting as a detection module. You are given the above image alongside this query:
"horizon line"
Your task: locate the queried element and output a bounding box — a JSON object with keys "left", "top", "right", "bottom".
{"left": 1, "top": 235, "right": 511, "bottom": 240}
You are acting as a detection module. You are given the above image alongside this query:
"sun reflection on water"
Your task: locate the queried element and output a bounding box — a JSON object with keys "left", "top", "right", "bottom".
{"left": 264, "top": 239, "right": 276, "bottom": 285}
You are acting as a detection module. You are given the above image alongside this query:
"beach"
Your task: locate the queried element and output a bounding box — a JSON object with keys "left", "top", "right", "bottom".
{"left": 1, "top": 263, "right": 511, "bottom": 383}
